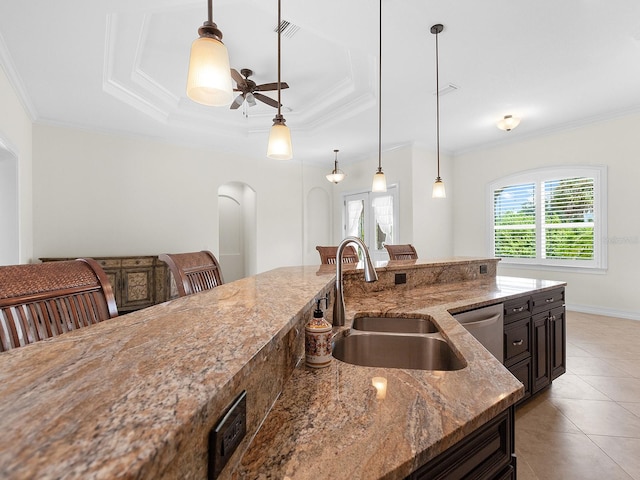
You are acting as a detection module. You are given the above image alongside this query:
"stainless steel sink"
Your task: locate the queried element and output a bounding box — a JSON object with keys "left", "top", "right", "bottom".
{"left": 332, "top": 333, "right": 466, "bottom": 371}
{"left": 352, "top": 315, "right": 438, "bottom": 334}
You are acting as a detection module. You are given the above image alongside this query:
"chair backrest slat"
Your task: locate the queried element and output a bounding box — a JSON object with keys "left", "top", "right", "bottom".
{"left": 159, "top": 251, "right": 224, "bottom": 298}
{"left": 384, "top": 244, "right": 418, "bottom": 261}
{"left": 315, "top": 246, "right": 359, "bottom": 265}
{"left": 0, "top": 259, "right": 118, "bottom": 353}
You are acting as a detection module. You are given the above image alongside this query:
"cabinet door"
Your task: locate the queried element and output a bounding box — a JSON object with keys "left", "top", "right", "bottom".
{"left": 532, "top": 312, "right": 551, "bottom": 393}
{"left": 119, "top": 267, "right": 155, "bottom": 311}
{"left": 409, "top": 408, "right": 514, "bottom": 480}
{"left": 550, "top": 306, "right": 566, "bottom": 380}
{"left": 102, "top": 269, "right": 123, "bottom": 307}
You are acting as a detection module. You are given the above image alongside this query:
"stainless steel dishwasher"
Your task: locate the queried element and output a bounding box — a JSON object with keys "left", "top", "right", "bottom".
{"left": 453, "top": 303, "right": 504, "bottom": 362}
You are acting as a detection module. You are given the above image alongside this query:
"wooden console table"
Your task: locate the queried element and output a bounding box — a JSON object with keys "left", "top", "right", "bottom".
{"left": 40, "top": 256, "right": 169, "bottom": 313}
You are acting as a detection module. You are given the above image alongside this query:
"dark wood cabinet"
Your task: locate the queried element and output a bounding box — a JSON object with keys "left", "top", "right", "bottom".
{"left": 408, "top": 407, "right": 516, "bottom": 480}
{"left": 509, "top": 357, "right": 532, "bottom": 401}
{"left": 504, "top": 317, "right": 531, "bottom": 367}
{"left": 503, "top": 287, "right": 565, "bottom": 403}
{"left": 532, "top": 311, "right": 551, "bottom": 393}
{"left": 40, "top": 256, "right": 169, "bottom": 313}
{"left": 549, "top": 306, "right": 567, "bottom": 380}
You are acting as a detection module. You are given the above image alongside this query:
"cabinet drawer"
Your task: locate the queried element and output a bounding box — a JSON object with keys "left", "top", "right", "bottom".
{"left": 509, "top": 357, "right": 531, "bottom": 404}
{"left": 96, "top": 258, "right": 122, "bottom": 269}
{"left": 503, "top": 296, "right": 530, "bottom": 322}
{"left": 504, "top": 317, "right": 531, "bottom": 366}
{"left": 122, "top": 257, "right": 154, "bottom": 267}
{"left": 531, "top": 288, "right": 565, "bottom": 314}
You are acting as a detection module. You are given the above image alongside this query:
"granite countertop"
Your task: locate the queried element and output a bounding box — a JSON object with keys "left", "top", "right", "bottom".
{"left": 0, "top": 266, "right": 336, "bottom": 479}
{"left": 235, "top": 275, "right": 565, "bottom": 479}
{"left": 0, "top": 258, "right": 565, "bottom": 480}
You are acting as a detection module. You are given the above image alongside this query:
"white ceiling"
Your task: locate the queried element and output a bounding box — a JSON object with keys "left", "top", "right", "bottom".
{"left": 1, "top": 0, "right": 640, "bottom": 166}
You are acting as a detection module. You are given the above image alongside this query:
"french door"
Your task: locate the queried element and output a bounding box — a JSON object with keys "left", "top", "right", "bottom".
{"left": 343, "top": 186, "right": 398, "bottom": 263}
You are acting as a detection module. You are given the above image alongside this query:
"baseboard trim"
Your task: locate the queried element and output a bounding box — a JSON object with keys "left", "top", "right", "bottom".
{"left": 566, "top": 303, "right": 640, "bottom": 322}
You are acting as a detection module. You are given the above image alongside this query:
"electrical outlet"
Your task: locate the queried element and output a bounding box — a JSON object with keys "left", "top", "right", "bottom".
{"left": 395, "top": 273, "right": 407, "bottom": 285}
{"left": 209, "top": 391, "right": 247, "bottom": 480}
{"left": 479, "top": 265, "right": 488, "bottom": 274}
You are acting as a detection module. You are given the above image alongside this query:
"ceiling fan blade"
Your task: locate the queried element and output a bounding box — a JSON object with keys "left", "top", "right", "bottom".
{"left": 257, "top": 82, "right": 289, "bottom": 91}
{"left": 254, "top": 93, "right": 281, "bottom": 109}
{"left": 230, "top": 94, "right": 245, "bottom": 110}
{"left": 230, "top": 68, "right": 246, "bottom": 88}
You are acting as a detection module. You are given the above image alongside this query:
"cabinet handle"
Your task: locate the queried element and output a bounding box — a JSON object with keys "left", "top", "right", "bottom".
{"left": 549, "top": 315, "right": 556, "bottom": 322}
{"left": 512, "top": 306, "right": 525, "bottom": 313}
{"left": 545, "top": 297, "right": 555, "bottom": 303}
{"left": 512, "top": 339, "right": 524, "bottom": 346}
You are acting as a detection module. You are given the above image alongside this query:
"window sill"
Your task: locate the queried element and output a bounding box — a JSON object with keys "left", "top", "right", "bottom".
{"left": 498, "top": 261, "right": 607, "bottom": 275}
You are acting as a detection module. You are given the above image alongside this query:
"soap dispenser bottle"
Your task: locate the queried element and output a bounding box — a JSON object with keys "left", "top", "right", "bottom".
{"left": 305, "top": 296, "right": 333, "bottom": 368}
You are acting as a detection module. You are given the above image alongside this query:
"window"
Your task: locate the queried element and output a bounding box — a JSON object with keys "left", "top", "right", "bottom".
{"left": 489, "top": 166, "right": 607, "bottom": 270}
{"left": 343, "top": 186, "right": 399, "bottom": 263}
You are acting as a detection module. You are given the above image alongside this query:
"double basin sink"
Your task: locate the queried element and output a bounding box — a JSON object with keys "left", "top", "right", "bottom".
{"left": 332, "top": 315, "right": 466, "bottom": 371}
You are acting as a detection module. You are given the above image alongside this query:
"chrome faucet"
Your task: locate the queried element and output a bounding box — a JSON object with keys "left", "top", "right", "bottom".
{"left": 333, "top": 236, "right": 378, "bottom": 326}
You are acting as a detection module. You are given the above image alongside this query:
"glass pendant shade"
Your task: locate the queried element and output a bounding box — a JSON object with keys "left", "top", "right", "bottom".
{"left": 372, "top": 168, "right": 387, "bottom": 192}
{"left": 186, "top": 36, "right": 233, "bottom": 106}
{"left": 267, "top": 120, "right": 293, "bottom": 160}
{"left": 432, "top": 177, "right": 446, "bottom": 198}
{"left": 326, "top": 171, "right": 346, "bottom": 184}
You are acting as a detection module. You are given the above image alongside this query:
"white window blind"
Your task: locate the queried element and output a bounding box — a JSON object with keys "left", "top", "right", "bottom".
{"left": 489, "top": 167, "right": 606, "bottom": 270}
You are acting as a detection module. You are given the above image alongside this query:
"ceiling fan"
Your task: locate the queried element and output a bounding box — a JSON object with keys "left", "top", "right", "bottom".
{"left": 230, "top": 68, "right": 289, "bottom": 110}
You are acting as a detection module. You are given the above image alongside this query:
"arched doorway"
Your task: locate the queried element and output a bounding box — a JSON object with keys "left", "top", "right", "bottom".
{"left": 218, "top": 182, "right": 257, "bottom": 282}
{"left": 0, "top": 141, "right": 19, "bottom": 265}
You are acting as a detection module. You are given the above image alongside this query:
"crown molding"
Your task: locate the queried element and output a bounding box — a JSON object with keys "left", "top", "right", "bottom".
{"left": 0, "top": 30, "right": 38, "bottom": 121}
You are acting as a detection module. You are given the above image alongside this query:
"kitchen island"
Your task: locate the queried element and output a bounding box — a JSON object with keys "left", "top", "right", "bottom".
{"left": 0, "top": 258, "right": 564, "bottom": 479}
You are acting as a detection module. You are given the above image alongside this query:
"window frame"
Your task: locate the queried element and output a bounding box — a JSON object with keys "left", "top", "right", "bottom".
{"left": 488, "top": 166, "right": 607, "bottom": 271}
{"left": 342, "top": 184, "right": 400, "bottom": 263}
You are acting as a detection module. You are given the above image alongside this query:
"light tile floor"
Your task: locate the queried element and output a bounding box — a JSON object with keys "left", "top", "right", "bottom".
{"left": 515, "top": 311, "right": 640, "bottom": 480}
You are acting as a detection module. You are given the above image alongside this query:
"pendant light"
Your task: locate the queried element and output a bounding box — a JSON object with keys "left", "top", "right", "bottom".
{"left": 326, "top": 149, "right": 346, "bottom": 184}
{"left": 186, "top": 0, "right": 233, "bottom": 107}
{"left": 431, "top": 24, "right": 446, "bottom": 199}
{"left": 371, "top": 0, "right": 387, "bottom": 193}
{"left": 266, "top": 0, "right": 293, "bottom": 160}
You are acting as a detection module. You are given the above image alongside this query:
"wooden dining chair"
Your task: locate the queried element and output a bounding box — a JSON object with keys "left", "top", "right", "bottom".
{"left": 158, "top": 250, "right": 224, "bottom": 297}
{"left": 0, "top": 258, "right": 119, "bottom": 352}
{"left": 315, "top": 245, "right": 359, "bottom": 265}
{"left": 384, "top": 244, "right": 418, "bottom": 260}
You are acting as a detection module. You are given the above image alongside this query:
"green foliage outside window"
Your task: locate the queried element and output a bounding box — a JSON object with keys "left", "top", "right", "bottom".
{"left": 494, "top": 176, "right": 595, "bottom": 261}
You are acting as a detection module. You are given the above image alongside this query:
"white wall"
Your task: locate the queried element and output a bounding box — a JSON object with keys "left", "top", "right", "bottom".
{"left": 0, "top": 65, "right": 33, "bottom": 264}
{"left": 31, "top": 124, "right": 329, "bottom": 274}
{"left": 411, "top": 144, "right": 454, "bottom": 260}
{"left": 0, "top": 148, "right": 18, "bottom": 264}
{"left": 453, "top": 115, "right": 640, "bottom": 319}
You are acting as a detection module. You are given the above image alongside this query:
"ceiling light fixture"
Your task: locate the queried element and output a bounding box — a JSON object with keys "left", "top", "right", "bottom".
{"left": 497, "top": 115, "right": 521, "bottom": 131}
{"left": 431, "top": 24, "right": 446, "bottom": 199}
{"left": 186, "top": 0, "right": 233, "bottom": 106}
{"left": 266, "top": 0, "right": 293, "bottom": 160}
{"left": 371, "top": 0, "right": 387, "bottom": 193}
{"left": 326, "top": 149, "right": 346, "bottom": 184}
